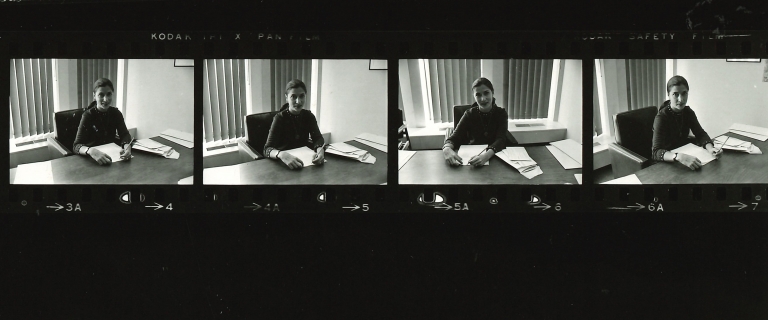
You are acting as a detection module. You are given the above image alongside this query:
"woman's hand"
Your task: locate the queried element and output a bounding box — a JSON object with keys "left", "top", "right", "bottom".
{"left": 89, "top": 148, "right": 112, "bottom": 165}
{"left": 468, "top": 150, "right": 492, "bottom": 167}
{"left": 675, "top": 153, "right": 702, "bottom": 170}
{"left": 312, "top": 148, "right": 325, "bottom": 165}
{"left": 278, "top": 151, "right": 304, "bottom": 169}
{"left": 443, "top": 147, "right": 463, "bottom": 166}
{"left": 120, "top": 144, "right": 132, "bottom": 160}
{"left": 705, "top": 143, "right": 723, "bottom": 158}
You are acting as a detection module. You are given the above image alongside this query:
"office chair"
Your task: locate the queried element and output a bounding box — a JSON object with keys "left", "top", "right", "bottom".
{"left": 397, "top": 109, "right": 412, "bottom": 150}
{"left": 608, "top": 106, "right": 658, "bottom": 178}
{"left": 240, "top": 111, "right": 279, "bottom": 162}
{"left": 47, "top": 108, "right": 86, "bottom": 159}
{"left": 444, "top": 104, "right": 518, "bottom": 148}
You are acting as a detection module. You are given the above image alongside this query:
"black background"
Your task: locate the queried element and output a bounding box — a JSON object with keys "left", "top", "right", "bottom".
{"left": 2, "top": 0, "right": 768, "bottom": 318}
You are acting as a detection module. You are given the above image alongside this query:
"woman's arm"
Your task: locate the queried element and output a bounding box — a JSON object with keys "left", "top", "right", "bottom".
{"left": 651, "top": 115, "right": 672, "bottom": 161}
{"left": 263, "top": 114, "right": 284, "bottom": 158}
{"left": 73, "top": 112, "right": 93, "bottom": 154}
{"left": 113, "top": 109, "right": 133, "bottom": 146}
{"left": 306, "top": 112, "right": 324, "bottom": 151}
{"left": 687, "top": 109, "right": 712, "bottom": 148}
{"left": 489, "top": 108, "right": 508, "bottom": 153}
{"left": 444, "top": 110, "right": 471, "bottom": 150}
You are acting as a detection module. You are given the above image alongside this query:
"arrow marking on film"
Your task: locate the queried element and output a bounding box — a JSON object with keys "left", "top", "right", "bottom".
{"left": 534, "top": 203, "right": 551, "bottom": 211}
{"left": 343, "top": 204, "right": 361, "bottom": 211}
{"left": 245, "top": 203, "right": 262, "bottom": 211}
{"left": 46, "top": 203, "right": 64, "bottom": 211}
{"left": 146, "top": 202, "right": 163, "bottom": 210}
{"left": 435, "top": 202, "right": 453, "bottom": 210}
{"left": 627, "top": 203, "right": 645, "bottom": 211}
{"left": 729, "top": 202, "right": 747, "bottom": 210}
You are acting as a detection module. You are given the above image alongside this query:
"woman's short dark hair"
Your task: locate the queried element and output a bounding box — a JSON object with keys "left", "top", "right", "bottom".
{"left": 93, "top": 78, "right": 115, "bottom": 93}
{"left": 666, "top": 75, "right": 689, "bottom": 93}
{"left": 285, "top": 79, "right": 307, "bottom": 94}
{"left": 471, "top": 77, "right": 494, "bottom": 93}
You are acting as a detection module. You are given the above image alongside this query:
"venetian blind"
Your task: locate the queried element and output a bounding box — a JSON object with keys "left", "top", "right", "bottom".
{"left": 422, "top": 59, "right": 481, "bottom": 123}
{"left": 9, "top": 59, "right": 55, "bottom": 139}
{"left": 502, "top": 59, "right": 554, "bottom": 120}
{"left": 203, "top": 59, "right": 248, "bottom": 143}
{"left": 625, "top": 59, "right": 666, "bottom": 111}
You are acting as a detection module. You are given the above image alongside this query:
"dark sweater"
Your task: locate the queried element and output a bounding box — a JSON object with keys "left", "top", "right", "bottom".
{"left": 651, "top": 100, "right": 712, "bottom": 161}
{"left": 263, "top": 105, "right": 324, "bottom": 156}
{"left": 73, "top": 103, "right": 132, "bottom": 154}
{"left": 444, "top": 103, "right": 508, "bottom": 153}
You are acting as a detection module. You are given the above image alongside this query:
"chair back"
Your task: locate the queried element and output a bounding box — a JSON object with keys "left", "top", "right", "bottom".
{"left": 452, "top": 105, "right": 472, "bottom": 129}
{"left": 613, "top": 106, "right": 658, "bottom": 161}
{"left": 53, "top": 108, "right": 86, "bottom": 153}
{"left": 244, "top": 111, "right": 279, "bottom": 155}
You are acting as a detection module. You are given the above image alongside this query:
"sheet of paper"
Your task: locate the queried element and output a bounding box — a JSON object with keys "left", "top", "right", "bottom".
{"left": 161, "top": 129, "right": 194, "bottom": 144}
{"left": 748, "top": 145, "right": 763, "bottom": 155}
{"left": 160, "top": 134, "right": 194, "bottom": 148}
{"left": 671, "top": 143, "right": 716, "bottom": 165}
{"left": 13, "top": 161, "right": 54, "bottom": 184}
{"left": 549, "top": 139, "right": 582, "bottom": 165}
{"left": 135, "top": 138, "right": 165, "bottom": 149}
{"left": 92, "top": 143, "right": 132, "bottom": 162}
{"left": 353, "top": 138, "right": 387, "bottom": 153}
{"left": 355, "top": 133, "right": 387, "bottom": 146}
{"left": 574, "top": 174, "right": 582, "bottom": 185}
{"left": 713, "top": 135, "right": 752, "bottom": 152}
{"left": 328, "top": 142, "right": 362, "bottom": 153}
{"left": 165, "top": 149, "right": 180, "bottom": 159}
{"left": 546, "top": 145, "right": 582, "bottom": 169}
{"left": 326, "top": 148, "right": 372, "bottom": 163}
{"left": 729, "top": 123, "right": 768, "bottom": 137}
{"left": 493, "top": 152, "right": 542, "bottom": 179}
{"left": 360, "top": 154, "right": 376, "bottom": 164}
{"left": 203, "top": 164, "right": 241, "bottom": 184}
{"left": 728, "top": 129, "right": 768, "bottom": 142}
{"left": 398, "top": 150, "right": 417, "bottom": 170}
{"left": 503, "top": 147, "right": 533, "bottom": 161}
{"left": 457, "top": 145, "right": 489, "bottom": 166}
{"left": 284, "top": 146, "right": 324, "bottom": 167}
{"left": 602, "top": 174, "right": 642, "bottom": 185}
{"left": 178, "top": 175, "right": 193, "bottom": 185}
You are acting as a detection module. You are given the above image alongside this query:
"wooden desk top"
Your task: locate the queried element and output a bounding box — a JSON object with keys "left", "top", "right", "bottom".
{"left": 399, "top": 145, "right": 582, "bottom": 185}
{"left": 635, "top": 132, "right": 768, "bottom": 184}
{"left": 13, "top": 136, "right": 194, "bottom": 185}
{"left": 204, "top": 140, "right": 387, "bottom": 185}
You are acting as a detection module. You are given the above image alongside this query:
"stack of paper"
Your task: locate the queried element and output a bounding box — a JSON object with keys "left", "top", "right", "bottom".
{"left": 547, "top": 139, "right": 582, "bottom": 169}
{"left": 457, "top": 145, "right": 490, "bottom": 166}
{"left": 133, "top": 138, "right": 180, "bottom": 159}
{"left": 326, "top": 142, "right": 376, "bottom": 164}
{"left": 160, "top": 129, "right": 194, "bottom": 148}
{"left": 601, "top": 174, "right": 642, "bottom": 184}
{"left": 713, "top": 135, "right": 762, "bottom": 154}
{"left": 203, "top": 164, "right": 241, "bottom": 184}
{"left": 398, "top": 150, "right": 417, "bottom": 170}
{"left": 284, "top": 146, "right": 325, "bottom": 167}
{"left": 91, "top": 142, "right": 133, "bottom": 162}
{"left": 494, "top": 147, "right": 543, "bottom": 179}
{"left": 671, "top": 143, "right": 716, "bottom": 165}
{"left": 354, "top": 133, "right": 387, "bottom": 153}
{"left": 728, "top": 123, "right": 768, "bottom": 141}
{"left": 14, "top": 161, "right": 54, "bottom": 184}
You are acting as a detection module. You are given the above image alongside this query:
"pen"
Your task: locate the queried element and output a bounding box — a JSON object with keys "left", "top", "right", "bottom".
{"left": 715, "top": 136, "right": 729, "bottom": 153}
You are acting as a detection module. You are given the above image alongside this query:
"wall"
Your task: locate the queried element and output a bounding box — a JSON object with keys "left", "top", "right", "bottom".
{"left": 317, "top": 60, "right": 388, "bottom": 144}
{"left": 555, "top": 59, "right": 583, "bottom": 143}
{"left": 123, "top": 59, "right": 194, "bottom": 139}
{"left": 676, "top": 59, "right": 768, "bottom": 137}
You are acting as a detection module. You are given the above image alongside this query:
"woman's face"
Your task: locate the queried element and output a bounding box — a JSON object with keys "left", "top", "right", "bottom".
{"left": 668, "top": 85, "right": 688, "bottom": 112}
{"left": 285, "top": 87, "right": 307, "bottom": 114}
{"left": 93, "top": 86, "right": 113, "bottom": 111}
{"left": 473, "top": 84, "right": 494, "bottom": 110}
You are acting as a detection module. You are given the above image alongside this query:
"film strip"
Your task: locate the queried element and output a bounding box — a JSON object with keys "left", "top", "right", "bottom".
{"left": 2, "top": 31, "right": 768, "bottom": 214}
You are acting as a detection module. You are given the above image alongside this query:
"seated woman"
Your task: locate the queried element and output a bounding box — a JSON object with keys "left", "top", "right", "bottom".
{"left": 443, "top": 77, "right": 509, "bottom": 167}
{"left": 73, "top": 78, "right": 133, "bottom": 165}
{"left": 652, "top": 75, "right": 722, "bottom": 170}
{"left": 264, "top": 79, "right": 325, "bottom": 170}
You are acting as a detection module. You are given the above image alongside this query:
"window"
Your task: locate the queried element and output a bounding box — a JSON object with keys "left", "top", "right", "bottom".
{"left": 203, "top": 59, "right": 314, "bottom": 148}
{"left": 9, "top": 59, "right": 55, "bottom": 142}
{"left": 593, "top": 62, "right": 602, "bottom": 136}
{"left": 625, "top": 59, "right": 666, "bottom": 111}
{"left": 77, "top": 59, "right": 118, "bottom": 109}
{"left": 413, "top": 59, "right": 556, "bottom": 126}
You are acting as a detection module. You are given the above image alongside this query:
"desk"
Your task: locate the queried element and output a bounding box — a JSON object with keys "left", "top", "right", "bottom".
{"left": 11, "top": 136, "right": 193, "bottom": 184}
{"left": 203, "top": 140, "right": 387, "bottom": 185}
{"left": 399, "top": 145, "right": 581, "bottom": 184}
{"left": 635, "top": 132, "right": 768, "bottom": 184}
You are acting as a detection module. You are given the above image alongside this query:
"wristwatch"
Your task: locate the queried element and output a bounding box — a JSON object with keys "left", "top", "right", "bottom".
{"left": 672, "top": 152, "right": 678, "bottom": 161}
